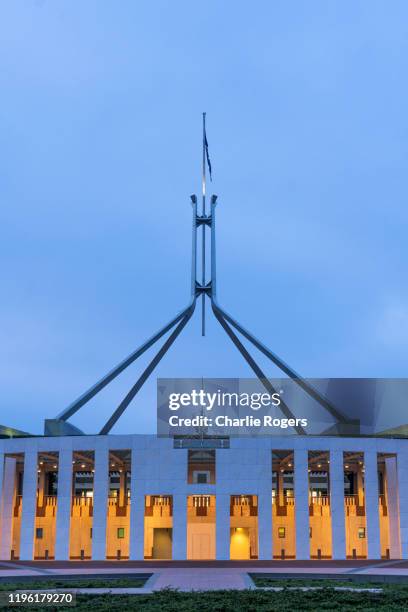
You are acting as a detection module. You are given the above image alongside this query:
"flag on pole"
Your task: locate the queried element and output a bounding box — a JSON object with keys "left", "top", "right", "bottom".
{"left": 204, "top": 123, "right": 212, "bottom": 181}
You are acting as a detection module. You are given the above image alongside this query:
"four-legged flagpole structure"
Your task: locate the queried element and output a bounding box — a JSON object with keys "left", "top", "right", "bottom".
{"left": 45, "top": 115, "right": 356, "bottom": 436}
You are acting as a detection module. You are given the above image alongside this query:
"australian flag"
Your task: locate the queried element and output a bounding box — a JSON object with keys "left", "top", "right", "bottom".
{"left": 204, "top": 123, "right": 212, "bottom": 181}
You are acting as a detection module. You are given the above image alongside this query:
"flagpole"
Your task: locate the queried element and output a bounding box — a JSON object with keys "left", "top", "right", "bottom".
{"left": 201, "top": 112, "right": 206, "bottom": 336}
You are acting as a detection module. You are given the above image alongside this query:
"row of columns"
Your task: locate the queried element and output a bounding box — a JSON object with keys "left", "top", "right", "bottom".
{"left": 0, "top": 447, "right": 407, "bottom": 560}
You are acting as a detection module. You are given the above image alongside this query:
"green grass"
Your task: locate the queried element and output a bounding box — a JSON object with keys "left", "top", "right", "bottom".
{"left": 249, "top": 574, "right": 388, "bottom": 589}
{"left": 1, "top": 577, "right": 408, "bottom": 611}
{"left": 0, "top": 575, "right": 149, "bottom": 591}
{"left": 1, "top": 588, "right": 407, "bottom": 611}
{"left": 249, "top": 573, "right": 408, "bottom": 590}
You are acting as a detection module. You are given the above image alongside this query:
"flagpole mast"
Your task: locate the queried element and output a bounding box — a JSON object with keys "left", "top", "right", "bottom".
{"left": 201, "top": 112, "right": 206, "bottom": 336}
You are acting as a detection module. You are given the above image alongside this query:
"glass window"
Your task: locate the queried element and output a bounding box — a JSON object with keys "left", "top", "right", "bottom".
{"left": 117, "top": 527, "right": 125, "bottom": 539}
{"left": 358, "top": 527, "right": 366, "bottom": 539}
{"left": 278, "top": 527, "right": 285, "bottom": 538}
{"left": 188, "top": 450, "right": 215, "bottom": 484}
{"left": 36, "top": 528, "right": 43, "bottom": 539}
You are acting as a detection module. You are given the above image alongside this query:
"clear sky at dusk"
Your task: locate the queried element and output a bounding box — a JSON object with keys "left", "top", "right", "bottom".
{"left": 1, "top": 1, "right": 408, "bottom": 434}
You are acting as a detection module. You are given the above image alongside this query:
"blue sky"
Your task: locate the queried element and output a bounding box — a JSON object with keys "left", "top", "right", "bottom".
{"left": 1, "top": 1, "right": 408, "bottom": 435}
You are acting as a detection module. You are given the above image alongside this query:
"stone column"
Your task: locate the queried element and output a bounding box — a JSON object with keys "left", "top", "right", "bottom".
{"left": 92, "top": 447, "right": 109, "bottom": 560}
{"left": 294, "top": 449, "right": 310, "bottom": 560}
{"left": 19, "top": 451, "right": 38, "bottom": 560}
{"left": 172, "top": 493, "right": 187, "bottom": 560}
{"left": 0, "top": 456, "right": 16, "bottom": 560}
{"left": 397, "top": 449, "right": 408, "bottom": 558}
{"left": 330, "top": 450, "right": 346, "bottom": 559}
{"left": 119, "top": 471, "right": 126, "bottom": 507}
{"left": 278, "top": 471, "right": 284, "bottom": 506}
{"left": 356, "top": 467, "right": 364, "bottom": 506}
{"left": 37, "top": 468, "right": 45, "bottom": 507}
{"left": 55, "top": 449, "right": 73, "bottom": 560}
{"left": 258, "top": 490, "right": 272, "bottom": 560}
{"left": 129, "top": 446, "right": 145, "bottom": 560}
{"left": 385, "top": 456, "right": 401, "bottom": 559}
{"left": 365, "top": 450, "right": 381, "bottom": 559}
{"left": 216, "top": 493, "right": 230, "bottom": 560}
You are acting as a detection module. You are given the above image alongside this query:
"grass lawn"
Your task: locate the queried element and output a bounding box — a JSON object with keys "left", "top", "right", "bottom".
{"left": 0, "top": 575, "right": 149, "bottom": 590}
{"left": 249, "top": 573, "right": 390, "bottom": 589}
{"left": 0, "top": 588, "right": 407, "bottom": 611}
{"left": 1, "top": 577, "right": 408, "bottom": 610}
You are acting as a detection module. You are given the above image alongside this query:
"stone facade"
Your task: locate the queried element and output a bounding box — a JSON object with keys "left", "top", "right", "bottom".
{"left": 0, "top": 434, "right": 405, "bottom": 561}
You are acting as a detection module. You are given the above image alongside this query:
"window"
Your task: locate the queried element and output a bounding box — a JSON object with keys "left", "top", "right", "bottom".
{"left": 90, "top": 528, "right": 92, "bottom": 538}
{"left": 309, "top": 527, "right": 312, "bottom": 538}
{"left": 117, "top": 527, "right": 125, "bottom": 539}
{"left": 188, "top": 450, "right": 215, "bottom": 484}
{"left": 278, "top": 527, "right": 285, "bottom": 538}
{"left": 358, "top": 527, "right": 366, "bottom": 539}
{"left": 36, "top": 528, "right": 43, "bottom": 539}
